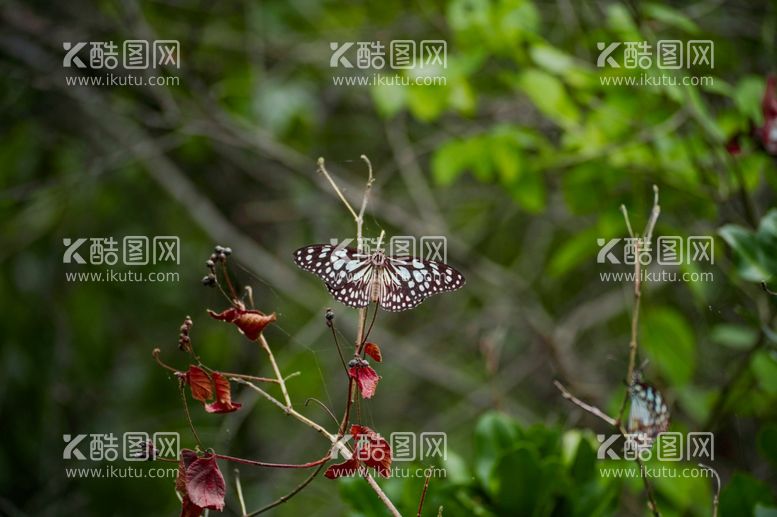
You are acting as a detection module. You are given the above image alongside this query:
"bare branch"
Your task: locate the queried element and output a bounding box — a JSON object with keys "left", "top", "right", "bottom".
{"left": 316, "top": 157, "right": 359, "bottom": 222}
{"left": 417, "top": 474, "right": 432, "bottom": 517}
{"left": 554, "top": 381, "right": 617, "bottom": 426}
{"left": 259, "top": 334, "right": 292, "bottom": 409}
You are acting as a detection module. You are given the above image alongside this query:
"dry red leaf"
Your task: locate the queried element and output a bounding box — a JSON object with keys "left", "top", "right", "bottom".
{"left": 323, "top": 457, "right": 359, "bottom": 479}
{"left": 324, "top": 425, "right": 392, "bottom": 479}
{"left": 351, "top": 425, "right": 392, "bottom": 477}
{"left": 363, "top": 342, "right": 382, "bottom": 362}
{"left": 186, "top": 365, "right": 213, "bottom": 403}
{"left": 182, "top": 366, "right": 241, "bottom": 413}
{"left": 176, "top": 450, "right": 225, "bottom": 516}
{"left": 204, "top": 372, "right": 242, "bottom": 413}
{"left": 207, "top": 307, "right": 276, "bottom": 340}
{"left": 348, "top": 359, "right": 381, "bottom": 399}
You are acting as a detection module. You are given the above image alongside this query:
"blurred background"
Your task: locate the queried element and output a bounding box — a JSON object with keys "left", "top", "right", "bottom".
{"left": 1, "top": 0, "right": 777, "bottom": 515}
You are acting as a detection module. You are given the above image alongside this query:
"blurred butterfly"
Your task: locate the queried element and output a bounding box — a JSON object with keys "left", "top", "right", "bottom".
{"left": 293, "top": 243, "right": 465, "bottom": 312}
{"left": 627, "top": 381, "right": 670, "bottom": 446}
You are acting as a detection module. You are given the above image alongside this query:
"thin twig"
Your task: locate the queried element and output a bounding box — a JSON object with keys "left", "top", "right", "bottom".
{"left": 316, "top": 156, "right": 374, "bottom": 251}
{"left": 417, "top": 474, "right": 432, "bottom": 517}
{"left": 213, "top": 452, "right": 329, "bottom": 469}
{"left": 329, "top": 321, "right": 349, "bottom": 374}
{"left": 245, "top": 462, "right": 327, "bottom": 516}
{"left": 698, "top": 463, "right": 720, "bottom": 517}
{"left": 618, "top": 187, "right": 661, "bottom": 516}
{"left": 636, "top": 458, "right": 660, "bottom": 517}
{"left": 234, "top": 468, "right": 247, "bottom": 516}
{"left": 305, "top": 397, "right": 340, "bottom": 427}
{"left": 316, "top": 157, "right": 359, "bottom": 222}
{"left": 620, "top": 205, "right": 635, "bottom": 239}
{"left": 618, "top": 186, "right": 660, "bottom": 420}
{"left": 259, "top": 334, "right": 292, "bottom": 409}
{"left": 244, "top": 285, "right": 255, "bottom": 308}
{"left": 152, "top": 348, "right": 178, "bottom": 373}
{"left": 554, "top": 381, "right": 617, "bottom": 426}
{"left": 179, "top": 382, "right": 203, "bottom": 450}
{"left": 360, "top": 299, "right": 380, "bottom": 348}
{"left": 212, "top": 371, "right": 279, "bottom": 384}
{"left": 231, "top": 377, "right": 290, "bottom": 414}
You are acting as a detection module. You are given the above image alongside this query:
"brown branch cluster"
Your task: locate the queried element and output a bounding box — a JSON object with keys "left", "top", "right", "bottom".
{"left": 153, "top": 157, "right": 405, "bottom": 517}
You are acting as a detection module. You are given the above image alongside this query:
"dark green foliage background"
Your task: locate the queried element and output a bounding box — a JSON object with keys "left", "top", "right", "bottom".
{"left": 1, "top": 0, "right": 776, "bottom": 515}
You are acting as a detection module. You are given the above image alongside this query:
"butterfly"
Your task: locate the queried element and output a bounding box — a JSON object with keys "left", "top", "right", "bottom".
{"left": 292, "top": 243, "right": 466, "bottom": 312}
{"left": 627, "top": 381, "right": 670, "bottom": 446}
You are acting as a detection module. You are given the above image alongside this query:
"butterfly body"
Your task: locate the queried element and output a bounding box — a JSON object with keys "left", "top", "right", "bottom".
{"left": 293, "top": 244, "right": 465, "bottom": 312}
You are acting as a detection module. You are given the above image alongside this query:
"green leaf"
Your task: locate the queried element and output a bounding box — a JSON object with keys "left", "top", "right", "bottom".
{"left": 443, "top": 450, "right": 472, "bottom": 485}
{"left": 643, "top": 3, "right": 700, "bottom": 33}
{"left": 756, "top": 423, "right": 777, "bottom": 469}
{"left": 720, "top": 210, "right": 777, "bottom": 283}
{"left": 509, "top": 168, "right": 546, "bottom": 213}
{"left": 719, "top": 224, "right": 769, "bottom": 281}
{"left": 547, "top": 213, "right": 621, "bottom": 278}
{"left": 710, "top": 324, "right": 758, "bottom": 350}
{"left": 564, "top": 431, "right": 597, "bottom": 483}
{"left": 515, "top": 69, "right": 580, "bottom": 127}
{"left": 752, "top": 351, "right": 777, "bottom": 395}
{"left": 431, "top": 138, "right": 471, "bottom": 186}
{"left": 530, "top": 44, "right": 577, "bottom": 75}
{"left": 652, "top": 465, "right": 712, "bottom": 512}
{"left": 641, "top": 307, "right": 696, "bottom": 385}
{"left": 474, "top": 411, "right": 521, "bottom": 485}
{"left": 488, "top": 446, "right": 559, "bottom": 515}
{"left": 370, "top": 82, "right": 407, "bottom": 118}
{"left": 734, "top": 76, "right": 767, "bottom": 124}
{"left": 720, "top": 472, "right": 775, "bottom": 516}
{"left": 407, "top": 83, "right": 449, "bottom": 122}
{"left": 674, "top": 384, "right": 716, "bottom": 424}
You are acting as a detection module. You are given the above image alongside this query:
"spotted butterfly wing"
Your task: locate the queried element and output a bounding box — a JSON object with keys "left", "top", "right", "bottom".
{"left": 627, "top": 382, "right": 670, "bottom": 445}
{"left": 293, "top": 244, "right": 372, "bottom": 307}
{"left": 292, "top": 244, "right": 465, "bottom": 312}
{"left": 378, "top": 256, "right": 465, "bottom": 311}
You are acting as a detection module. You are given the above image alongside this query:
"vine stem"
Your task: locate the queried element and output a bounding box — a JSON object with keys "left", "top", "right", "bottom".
{"left": 214, "top": 452, "right": 329, "bottom": 469}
